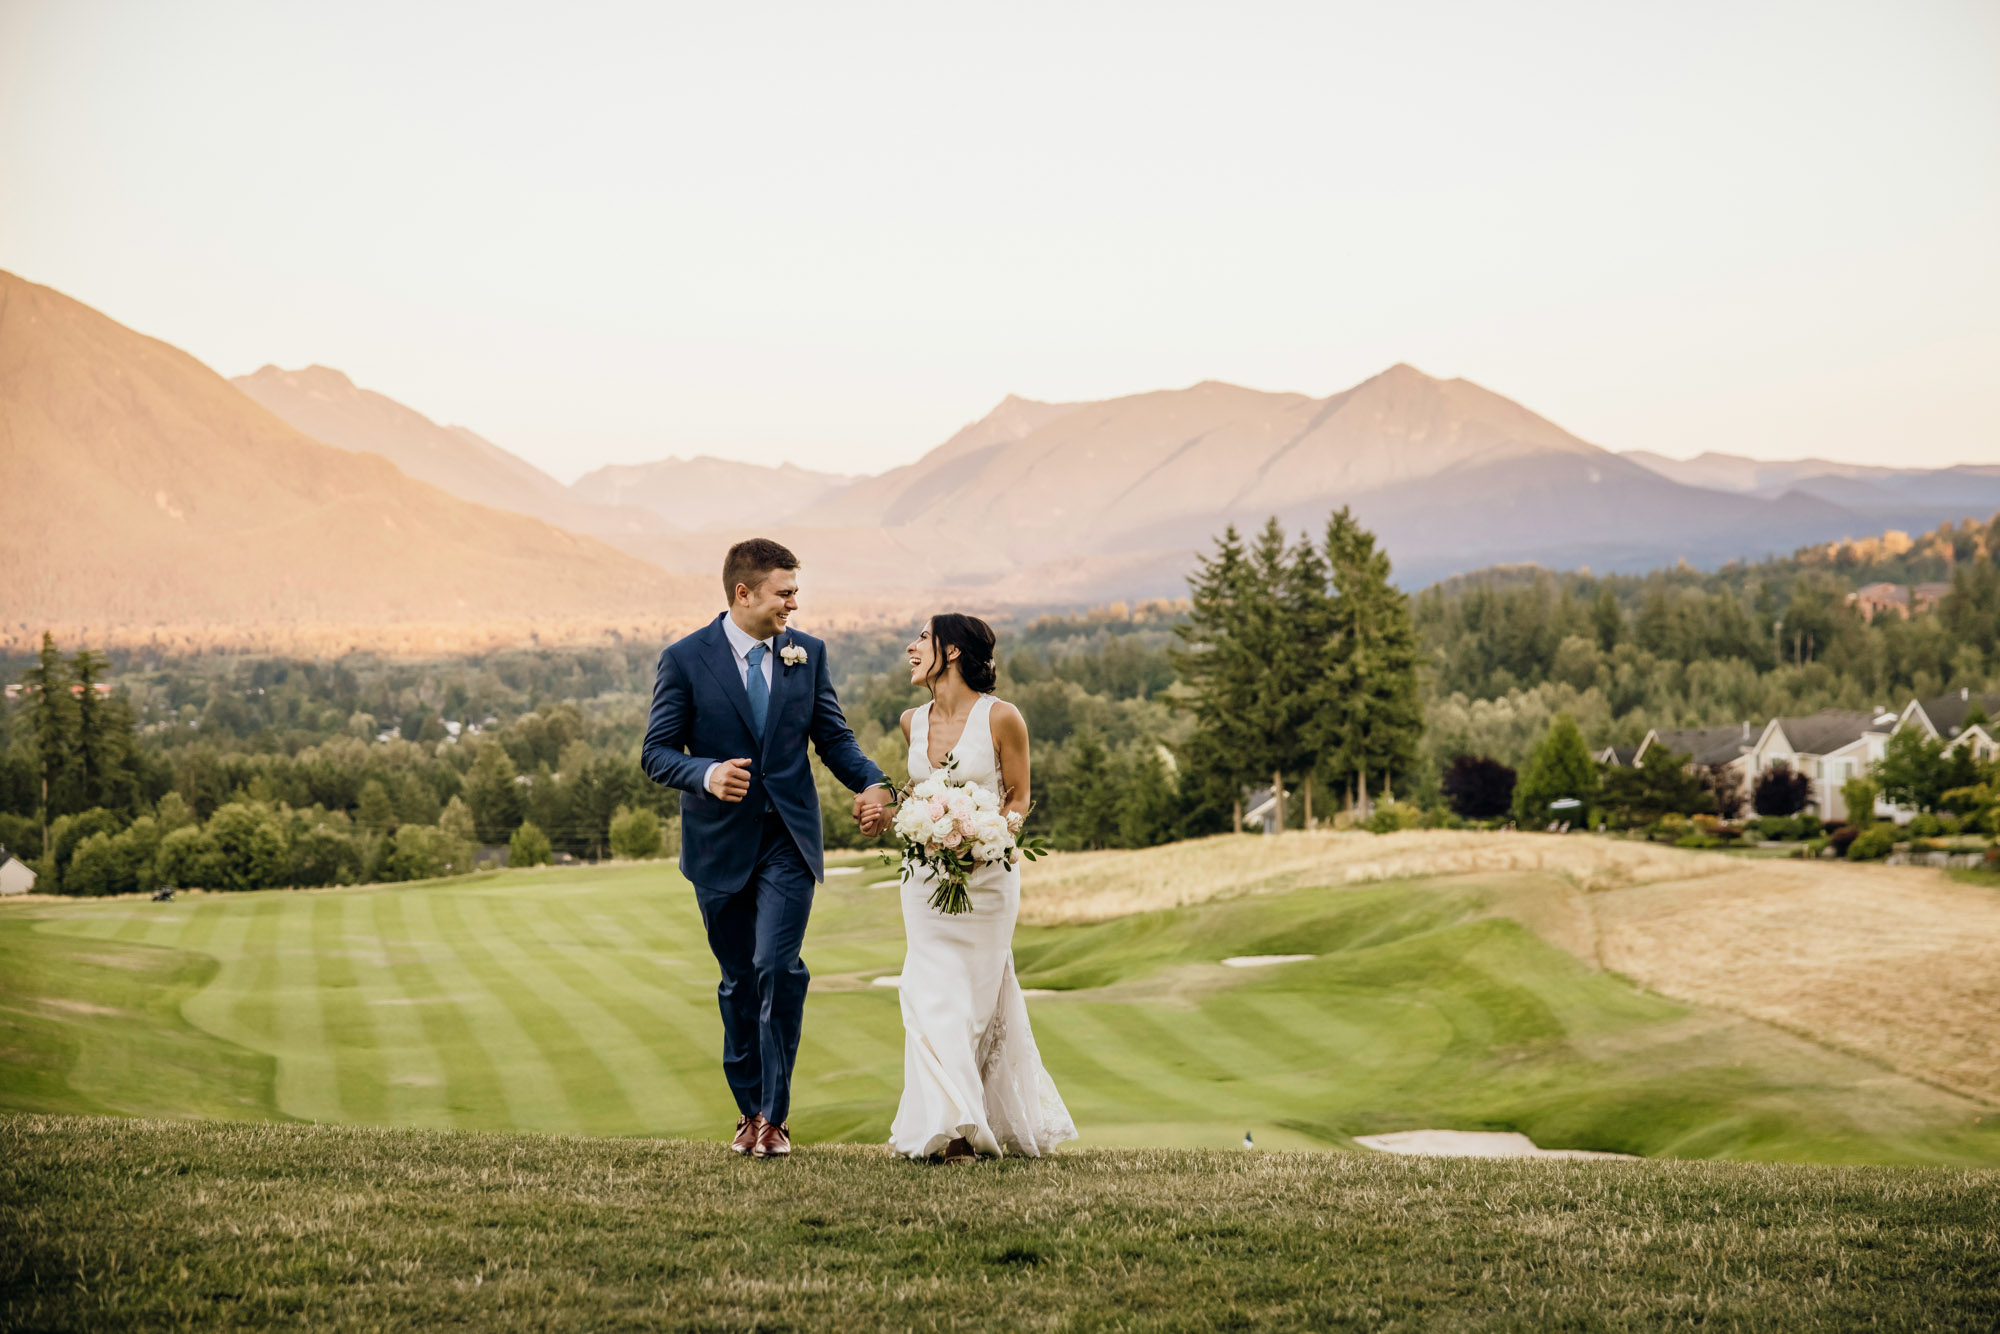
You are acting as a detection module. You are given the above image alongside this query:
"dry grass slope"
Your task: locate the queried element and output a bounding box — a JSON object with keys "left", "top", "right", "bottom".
{"left": 1593, "top": 862, "right": 2000, "bottom": 1105}
{"left": 1020, "top": 830, "right": 1733, "bottom": 924}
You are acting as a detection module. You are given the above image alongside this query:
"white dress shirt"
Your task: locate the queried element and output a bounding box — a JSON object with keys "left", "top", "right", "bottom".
{"left": 703, "top": 616, "right": 775, "bottom": 793}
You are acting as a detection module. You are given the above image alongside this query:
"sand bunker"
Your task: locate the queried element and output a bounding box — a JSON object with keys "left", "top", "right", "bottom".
{"left": 1355, "top": 1130, "right": 1634, "bottom": 1160}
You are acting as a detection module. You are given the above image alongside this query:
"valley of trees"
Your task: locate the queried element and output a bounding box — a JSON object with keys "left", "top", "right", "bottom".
{"left": 6, "top": 510, "right": 1999, "bottom": 894}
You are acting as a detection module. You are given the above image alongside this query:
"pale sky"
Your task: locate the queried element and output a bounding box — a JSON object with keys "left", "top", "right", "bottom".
{"left": 3, "top": 0, "right": 1996, "bottom": 482}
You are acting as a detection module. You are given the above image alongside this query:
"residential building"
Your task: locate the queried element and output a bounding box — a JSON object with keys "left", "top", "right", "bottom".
{"left": 1634, "top": 722, "right": 1758, "bottom": 778}
{"left": 1748, "top": 709, "right": 1899, "bottom": 822}
{"left": 1895, "top": 687, "right": 2000, "bottom": 761}
{"left": 0, "top": 851, "right": 37, "bottom": 896}
{"left": 1593, "top": 745, "right": 1636, "bottom": 767}
{"left": 1847, "top": 581, "right": 1955, "bottom": 622}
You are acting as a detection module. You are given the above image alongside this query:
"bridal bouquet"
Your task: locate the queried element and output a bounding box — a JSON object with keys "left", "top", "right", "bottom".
{"left": 886, "top": 755, "right": 1046, "bottom": 914}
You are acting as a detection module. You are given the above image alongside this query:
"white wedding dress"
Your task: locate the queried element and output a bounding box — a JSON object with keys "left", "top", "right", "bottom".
{"left": 888, "top": 694, "right": 1077, "bottom": 1159}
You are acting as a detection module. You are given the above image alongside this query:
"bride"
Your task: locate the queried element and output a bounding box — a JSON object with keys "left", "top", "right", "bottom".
{"left": 876, "top": 613, "right": 1076, "bottom": 1162}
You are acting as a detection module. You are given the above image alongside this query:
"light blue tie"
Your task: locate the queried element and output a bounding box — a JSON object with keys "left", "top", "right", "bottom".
{"left": 745, "top": 643, "right": 769, "bottom": 739}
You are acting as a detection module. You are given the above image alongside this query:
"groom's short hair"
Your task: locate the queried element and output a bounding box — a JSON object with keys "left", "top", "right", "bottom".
{"left": 723, "top": 538, "right": 800, "bottom": 602}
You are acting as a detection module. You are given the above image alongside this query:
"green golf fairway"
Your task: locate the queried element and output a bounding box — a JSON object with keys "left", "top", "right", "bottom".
{"left": 3, "top": 861, "right": 1996, "bottom": 1164}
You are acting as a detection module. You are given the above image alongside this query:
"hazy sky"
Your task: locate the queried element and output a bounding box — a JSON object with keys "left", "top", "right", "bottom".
{"left": 3, "top": 0, "right": 1995, "bottom": 482}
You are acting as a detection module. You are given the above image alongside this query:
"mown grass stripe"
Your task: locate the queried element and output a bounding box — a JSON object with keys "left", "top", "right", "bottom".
{"left": 1029, "top": 1004, "right": 1210, "bottom": 1123}
{"left": 225, "top": 897, "right": 285, "bottom": 1047}
{"left": 345, "top": 890, "right": 452, "bottom": 1129}
{"left": 310, "top": 892, "right": 386, "bottom": 1124}
{"left": 371, "top": 891, "right": 518, "bottom": 1132}
{"left": 480, "top": 895, "right": 704, "bottom": 1126}
{"left": 268, "top": 893, "right": 340, "bottom": 1122}
{"left": 423, "top": 891, "right": 639, "bottom": 1136}
{"left": 521, "top": 897, "right": 732, "bottom": 1083}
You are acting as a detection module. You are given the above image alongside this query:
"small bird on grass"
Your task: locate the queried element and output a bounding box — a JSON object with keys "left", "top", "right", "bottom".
{"left": 1241, "top": 1132, "right": 1254, "bottom": 1150}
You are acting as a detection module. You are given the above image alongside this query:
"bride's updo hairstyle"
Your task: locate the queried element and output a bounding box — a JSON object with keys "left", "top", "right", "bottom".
{"left": 927, "top": 613, "right": 999, "bottom": 693}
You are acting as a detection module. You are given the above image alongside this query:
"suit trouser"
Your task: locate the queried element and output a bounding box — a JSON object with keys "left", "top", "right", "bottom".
{"left": 693, "top": 810, "right": 815, "bottom": 1125}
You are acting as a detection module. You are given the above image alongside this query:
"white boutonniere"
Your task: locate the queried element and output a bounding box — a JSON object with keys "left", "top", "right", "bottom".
{"left": 780, "top": 643, "right": 808, "bottom": 668}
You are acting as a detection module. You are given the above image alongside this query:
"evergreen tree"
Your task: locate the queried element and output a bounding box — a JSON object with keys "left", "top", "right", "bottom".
{"left": 70, "top": 648, "right": 139, "bottom": 817}
{"left": 1059, "top": 731, "right": 1121, "bottom": 850}
{"left": 1513, "top": 714, "right": 1599, "bottom": 825}
{"left": 463, "top": 742, "right": 524, "bottom": 841}
{"left": 509, "top": 820, "right": 553, "bottom": 867}
{"left": 21, "top": 633, "right": 80, "bottom": 850}
{"left": 1276, "top": 528, "right": 1335, "bottom": 825}
{"left": 1116, "top": 745, "right": 1180, "bottom": 848}
{"left": 1172, "top": 524, "right": 1269, "bottom": 830}
{"left": 609, "top": 805, "right": 664, "bottom": 860}
{"left": 1318, "top": 508, "right": 1423, "bottom": 816}
{"left": 1599, "top": 747, "right": 1712, "bottom": 823}
{"left": 355, "top": 780, "right": 398, "bottom": 835}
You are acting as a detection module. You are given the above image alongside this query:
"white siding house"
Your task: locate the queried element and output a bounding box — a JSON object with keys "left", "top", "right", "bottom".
{"left": 1896, "top": 689, "right": 2000, "bottom": 762}
{"left": 1748, "top": 709, "right": 1898, "bottom": 823}
{"left": 0, "top": 854, "right": 37, "bottom": 896}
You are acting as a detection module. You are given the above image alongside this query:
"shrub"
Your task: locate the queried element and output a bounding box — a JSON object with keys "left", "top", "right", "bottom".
{"left": 63, "top": 832, "right": 120, "bottom": 897}
{"left": 1753, "top": 762, "right": 1812, "bottom": 817}
{"left": 1908, "top": 812, "right": 1943, "bottom": 838}
{"left": 1840, "top": 776, "right": 1879, "bottom": 827}
{"left": 289, "top": 821, "right": 362, "bottom": 887}
{"left": 204, "top": 803, "right": 289, "bottom": 891}
{"left": 1797, "top": 814, "right": 1823, "bottom": 839}
{"left": 154, "top": 825, "right": 221, "bottom": 889}
{"left": 609, "top": 805, "right": 665, "bottom": 860}
{"left": 509, "top": 820, "right": 553, "bottom": 868}
{"left": 1441, "top": 755, "right": 1516, "bottom": 820}
{"left": 1846, "top": 824, "right": 1898, "bottom": 861}
{"left": 1365, "top": 801, "right": 1424, "bottom": 834}
{"left": 385, "top": 824, "right": 473, "bottom": 881}
{"left": 1756, "top": 815, "right": 1802, "bottom": 841}
{"left": 1827, "top": 824, "right": 1860, "bottom": 858}
{"left": 1675, "top": 831, "right": 1720, "bottom": 849}
{"left": 1512, "top": 715, "right": 1598, "bottom": 826}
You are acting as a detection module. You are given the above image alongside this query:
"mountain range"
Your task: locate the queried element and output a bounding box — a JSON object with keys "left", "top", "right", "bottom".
{"left": 7, "top": 267, "right": 1994, "bottom": 648}
{"left": 1622, "top": 450, "right": 2000, "bottom": 523}
{"left": 0, "top": 271, "right": 710, "bottom": 651}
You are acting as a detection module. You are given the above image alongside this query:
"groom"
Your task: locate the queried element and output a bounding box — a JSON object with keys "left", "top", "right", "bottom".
{"left": 641, "top": 538, "right": 891, "bottom": 1159}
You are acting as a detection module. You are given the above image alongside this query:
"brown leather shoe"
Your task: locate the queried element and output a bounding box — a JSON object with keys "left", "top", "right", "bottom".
{"left": 751, "top": 1120, "right": 791, "bottom": 1158}
{"left": 731, "top": 1114, "right": 765, "bottom": 1155}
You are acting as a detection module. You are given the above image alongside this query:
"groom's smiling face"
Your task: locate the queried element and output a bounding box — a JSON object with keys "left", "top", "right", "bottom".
{"left": 732, "top": 567, "right": 799, "bottom": 641}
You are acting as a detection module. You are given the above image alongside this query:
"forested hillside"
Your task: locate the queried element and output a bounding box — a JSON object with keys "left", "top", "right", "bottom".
{"left": 1418, "top": 512, "right": 2000, "bottom": 769}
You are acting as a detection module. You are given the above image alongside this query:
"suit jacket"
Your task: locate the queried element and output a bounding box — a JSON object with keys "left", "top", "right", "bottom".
{"left": 641, "top": 613, "right": 885, "bottom": 890}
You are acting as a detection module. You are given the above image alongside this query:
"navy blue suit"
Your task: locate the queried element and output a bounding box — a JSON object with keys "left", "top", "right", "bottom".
{"left": 641, "top": 612, "right": 885, "bottom": 1125}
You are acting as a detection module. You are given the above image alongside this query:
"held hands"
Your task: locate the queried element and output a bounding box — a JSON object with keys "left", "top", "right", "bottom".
{"left": 708, "top": 757, "right": 753, "bottom": 803}
{"left": 853, "top": 784, "right": 893, "bottom": 837}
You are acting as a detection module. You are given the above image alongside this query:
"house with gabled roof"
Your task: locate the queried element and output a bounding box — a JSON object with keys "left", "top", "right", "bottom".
{"left": 1593, "top": 744, "right": 1637, "bottom": 767}
{"left": 0, "top": 849, "right": 37, "bottom": 896}
{"left": 1634, "top": 722, "right": 1758, "bottom": 776}
{"left": 1748, "top": 708, "right": 1899, "bottom": 823}
{"left": 1895, "top": 688, "right": 2000, "bottom": 762}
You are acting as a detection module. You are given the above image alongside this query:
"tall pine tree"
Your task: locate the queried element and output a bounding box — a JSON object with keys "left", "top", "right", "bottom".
{"left": 1277, "top": 528, "right": 1335, "bottom": 827}
{"left": 1172, "top": 524, "right": 1268, "bottom": 831}
{"left": 71, "top": 648, "right": 140, "bottom": 817}
{"left": 21, "top": 633, "right": 80, "bottom": 853}
{"left": 1315, "top": 508, "right": 1423, "bottom": 818}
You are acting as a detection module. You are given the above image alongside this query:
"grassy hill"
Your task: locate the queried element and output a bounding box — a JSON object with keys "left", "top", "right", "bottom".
{"left": 4, "top": 854, "right": 1995, "bottom": 1164}
{"left": 5, "top": 1115, "right": 1997, "bottom": 1332}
